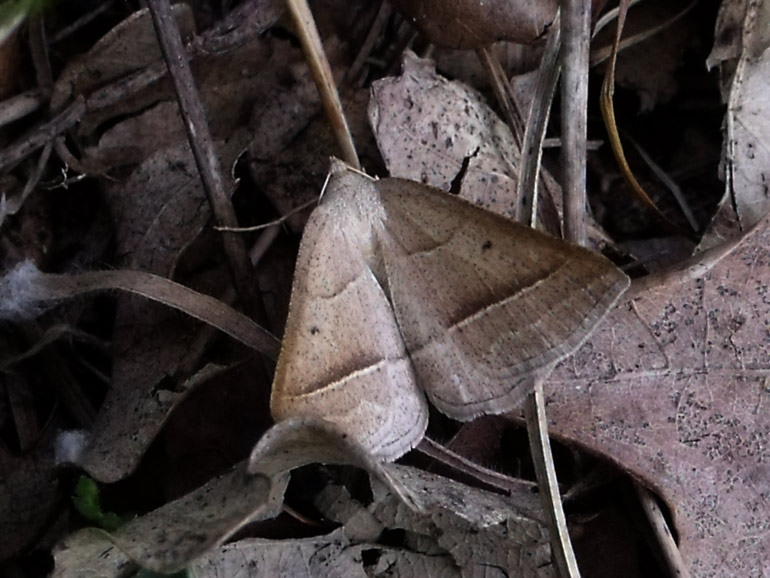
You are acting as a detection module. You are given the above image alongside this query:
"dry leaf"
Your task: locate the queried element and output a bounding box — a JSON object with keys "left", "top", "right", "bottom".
{"left": 370, "top": 52, "right": 523, "bottom": 219}
{"left": 370, "top": 51, "right": 621, "bottom": 249}
{"left": 316, "top": 465, "right": 553, "bottom": 577}
{"left": 390, "top": 0, "right": 558, "bottom": 49}
{"left": 190, "top": 528, "right": 367, "bottom": 577}
{"left": 54, "top": 417, "right": 422, "bottom": 575}
{"left": 52, "top": 464, "right": 286, "bottom": 576}
{"left": 81, "top": 138, "right": 256, "bottom": 482}
{"left": 49, "top": 5, "right": 195, "bottom": 113}
{"left": 196, "top": 422, "right": 551, "bottom": 578}
{"left": 701, "top": 0, "right": 770, "bottom": 248}
{"left": 542, "top": 214, "right": 770, "bottom": 575}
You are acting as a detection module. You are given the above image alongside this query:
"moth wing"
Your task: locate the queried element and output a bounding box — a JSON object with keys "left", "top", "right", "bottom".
{"left": 270, "top": 196, "right": 429, "bottom": 461}
{"left": 375, "top": 177, "right": 629, "bottom": 420}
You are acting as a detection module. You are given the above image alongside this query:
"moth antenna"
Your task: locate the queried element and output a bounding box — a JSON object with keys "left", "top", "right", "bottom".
{"left": 318, "top": 169, "right": 334, "bottom": 202}
{"left": 215, "top": 199, "right": 317, "bottom": 232}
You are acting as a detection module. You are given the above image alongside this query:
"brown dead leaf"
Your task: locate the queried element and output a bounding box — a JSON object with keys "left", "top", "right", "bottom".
{"left": 50, "top": 5, "right": 195, "bottom": 113}
{"left": 541, "top": 214, "right": 770, "bottom": 575}
{"left": 50, "top": 4, "right": 277, "bottom": 172}
{"left": 84, "top": 37, "right": 272, "bottom": 169}
{"left": 390, "top": 0, "right": 559, "bottom": 49}
{"left": 81, "top": 137, "right": 255, "bottom": 483}
{"left": 52, "top": 463, "right": 286, "bottom": 577}
{"left": 315, "top": 465, "right": 552, "bottom": 578}
{"left": 369, "top": 52, "right": 619, "bottom": 249}
{"left": 191, "top": 528, "right": 368, "bottom": 577}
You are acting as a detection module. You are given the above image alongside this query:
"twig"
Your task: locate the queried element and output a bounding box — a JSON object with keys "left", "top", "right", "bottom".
{"left": 518, "top": 3, "right": 594, "bottom": 578}
{"left": 284, "top": 0, "right": 360, "bottom": 168}
{"left": 216, "top": 198, "right": 317, "bottom": 232}
{"left": 146, "top": 0, "right": 266, "bottom": 322}
{"left": 49, "top": 0, "right": 117, "bottom": 45}
{"left": 0, "top": 96, "right": 85, "bottom": 173}
{"left": 415, "top": 437, "right": 542, "bottom": 516}
{"left": 2, "top": 143, "right": 52, "bottom": 219}
{"left": 84, "top": 59, "right": 169, "bottom": 112}
{"left": 28, "top": 16, "right": 53, "bottom": 98}
{"left": 560, "top": 0, "right": 591, "bottom": 247}
{"left": 347, "top": 0, "right": 392, "bottom": 86}
{"left": 633, "top": 480, "right": 691, "bottom": 577}
{"left": 0, "top": 90, "right": 43, "bottom": 128}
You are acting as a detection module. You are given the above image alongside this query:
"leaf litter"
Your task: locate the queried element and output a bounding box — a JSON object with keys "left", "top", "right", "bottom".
{"left": 0, "top": 0, "right": 762, "bottom": 576}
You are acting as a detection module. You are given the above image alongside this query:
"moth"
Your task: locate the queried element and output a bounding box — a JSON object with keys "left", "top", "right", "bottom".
{"left": 271, "top": 161, "right": 629, "bottom": 461}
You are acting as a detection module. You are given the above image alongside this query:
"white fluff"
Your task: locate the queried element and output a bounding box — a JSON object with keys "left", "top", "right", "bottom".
{"left": 0, "top": 260, "right": 45, "bottom": 321}
{"left": 54, "top": 429, "right": 90, "bottom": 466}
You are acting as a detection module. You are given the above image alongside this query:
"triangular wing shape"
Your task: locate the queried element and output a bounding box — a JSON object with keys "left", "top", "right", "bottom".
{"left": 270, "top": 173, "right": 429, "bottom": 461}
{"left": 374, "top": 177, "right": 630, "bottom": 420}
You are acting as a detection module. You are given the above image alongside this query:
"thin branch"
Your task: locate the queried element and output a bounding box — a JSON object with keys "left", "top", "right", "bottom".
{"left": 284, "top": 0, "right": 360, "bottom": 168}
{"left": 0, "top": 97, "right": 85, "bottom": 173}
{"left": 633, "top": 480, "right": 691, "bottom": 578}
{"left": 146, "top": 0, "right": 267, "bottom": 322}
{"left": 560, "top": 0, "right": 591, "bottom": 247}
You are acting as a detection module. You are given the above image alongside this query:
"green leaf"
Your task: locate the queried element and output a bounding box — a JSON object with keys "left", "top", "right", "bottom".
{"left": 72, "top": 475, "right": 124, "bottom": 532}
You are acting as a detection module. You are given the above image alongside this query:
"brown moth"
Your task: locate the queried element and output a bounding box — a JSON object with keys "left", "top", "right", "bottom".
{"left": 271, "top": 161, "right": 629, "bottom": 461}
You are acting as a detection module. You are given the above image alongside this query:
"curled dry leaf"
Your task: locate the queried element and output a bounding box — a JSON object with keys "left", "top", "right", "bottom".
{"left": 542, "top": 213, "right": 770, "bottom": 575}
{"left": 248, "top": 417, "right": 421, "bottom": 510}
{"left": 52, "top": 463, "right": 285, "bottom": 576}
{"left": 390, "top": 0, "right": 558, "bottom": 49}
{"left": 189, "top": 428, "right": 551, "bottom": 577}
{"left": 315, "top": 465, "right": 551, "bottom": 577}
{"left": 53, "top": 417, "right": 421, "bottom": 576}
{"left": 701, "top": 0, "right": 770, "bottom": 248}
